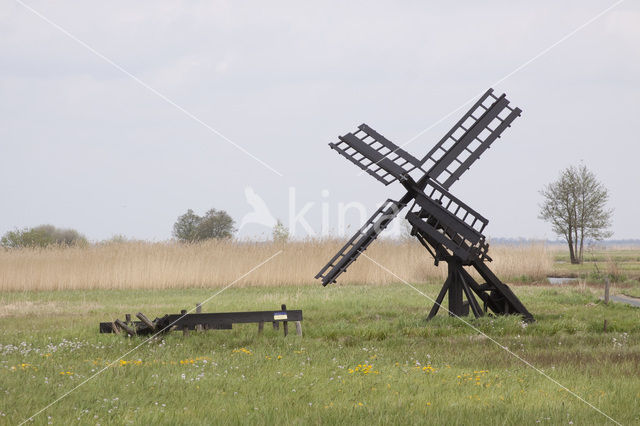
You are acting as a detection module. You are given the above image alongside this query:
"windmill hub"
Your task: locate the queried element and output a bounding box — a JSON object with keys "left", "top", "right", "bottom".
{"left": 316, "top": 88, "right": 533, "bottom": 322}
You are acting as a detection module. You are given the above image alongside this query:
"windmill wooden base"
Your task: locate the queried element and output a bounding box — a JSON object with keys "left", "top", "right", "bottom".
{"left": 426, "top": 258, "right": 533, "bottom": 321}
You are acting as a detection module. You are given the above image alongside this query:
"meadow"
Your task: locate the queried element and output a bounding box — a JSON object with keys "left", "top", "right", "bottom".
{"left": 1, "top": 242, "right": 640, "bottom": 425}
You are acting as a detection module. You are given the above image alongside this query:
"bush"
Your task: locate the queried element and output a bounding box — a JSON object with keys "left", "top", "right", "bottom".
{"left": 1, "top": 225, "right": 87, "bottom": 248}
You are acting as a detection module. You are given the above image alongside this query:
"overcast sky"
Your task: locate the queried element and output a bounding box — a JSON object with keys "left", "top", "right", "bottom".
{"left": 1, "top": 1, "right": 638, "bottom": 241}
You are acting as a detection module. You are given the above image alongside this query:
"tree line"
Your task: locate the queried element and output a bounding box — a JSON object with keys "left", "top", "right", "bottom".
{"left": 1, "top": 164, "right": 612, "bottom": 261}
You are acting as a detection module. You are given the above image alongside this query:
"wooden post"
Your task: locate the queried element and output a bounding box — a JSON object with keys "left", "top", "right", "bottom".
{"left": 604, "top": 319, "right": 608, "bottom": 332}
{"left": 295, "top": 321, "right": 302, "bottom": 336}
{"left": 281, "top": 304, "right": 288, "bottom": 337}
{"left": 115, "top": 319, "right": 135, "bottom": 336}
{"left": 136, "top": 312, "right": 156, "bottom": 331}
{"left": 111, "top": 321, "right": 120, "bottom": 334}
{"left": 604, "top": 278, "right": 610, "bottom": 305}
{"left": 125, "top": 314, "right": 132, "bottom": 325}
{"left": 258, "top": 321, "right": 264, "bottom": 334}
{"left": 181, "top": 310, "right": 189, "bottom": 336}
{"left": 195, "top": 303, "right": 203, "bottom": 331}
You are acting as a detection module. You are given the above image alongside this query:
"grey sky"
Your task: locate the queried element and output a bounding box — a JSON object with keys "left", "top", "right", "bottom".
{"left": 1, "top": 1, "right": 638, "bottom": 241}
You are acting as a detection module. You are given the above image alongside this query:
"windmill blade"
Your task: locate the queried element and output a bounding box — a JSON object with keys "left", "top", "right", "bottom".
{"left": 315, "top": 199, "right": 407, "bottom": 285}
{"left": 421, "top": 88, "right": 522, "bottom": 190}
{"left": 329, "top": 124, "right": 428, "bottom": 186}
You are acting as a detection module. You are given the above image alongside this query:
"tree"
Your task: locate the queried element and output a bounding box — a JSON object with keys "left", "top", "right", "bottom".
{"left": 272, "top": 219, "right": 289, "bottom": 245}
{"left": 172, "top": 208, "right": 236, "bottom": 242}
{"left": 172, "top": 209, "right": 201, "bottom": 242}
{"left": 1, "top": 225, "right": 87, "bottom": 248}
{"left": 539, "top": 164, "right": 612, "bottom": 264}
{"left": 196, "top": 209, "right": 236, "bottom": 240}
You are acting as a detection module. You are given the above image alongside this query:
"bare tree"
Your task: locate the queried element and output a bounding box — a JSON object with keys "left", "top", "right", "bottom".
{"left": 539, "top": 164, "right": 612, "bottom": 264}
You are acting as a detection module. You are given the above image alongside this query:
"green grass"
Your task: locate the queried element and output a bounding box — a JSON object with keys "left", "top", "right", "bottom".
{"left": 1, "top": 284, "right": 639, "bottom": 425}
{"left": 553, "top": 249, "right": 640, "bottom": 264}
{"left": 551, "top": 249, "right": 640, "bottom": 284}
{"left": 621, "top": 287, "right": 640, "bottom": 299}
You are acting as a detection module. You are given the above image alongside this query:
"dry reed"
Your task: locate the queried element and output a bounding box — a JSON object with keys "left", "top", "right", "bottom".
{"left": 0, "top": 240, "right": 553, "bottom": 292}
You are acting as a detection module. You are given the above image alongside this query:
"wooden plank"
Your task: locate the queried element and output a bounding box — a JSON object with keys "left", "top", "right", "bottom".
{"left": 295, "top": 321, "right": 302, "bottom": 336}
{"left": 358, "top": 124, "right": 421, "bottom": 166}
{"left": 163, "top": 310, "right": 303, "bottom": 326}
{"left": 340, "top": 133, "right": 407, "bottom": 180}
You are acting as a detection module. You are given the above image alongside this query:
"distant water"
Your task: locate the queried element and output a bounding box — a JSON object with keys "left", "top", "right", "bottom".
{"left": 547, "top": 277, "right": 578, "bottom": 285}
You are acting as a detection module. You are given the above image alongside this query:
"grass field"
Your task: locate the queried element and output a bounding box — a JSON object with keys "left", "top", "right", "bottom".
{"left": 1, "top": 243, "right": 639, "bottom": 424}
{"left": 1, "top": 283, "right": 639, "bottom": 425}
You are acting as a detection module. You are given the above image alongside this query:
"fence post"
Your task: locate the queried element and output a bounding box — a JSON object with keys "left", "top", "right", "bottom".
{"left": 181, "top": 309, "right": 189, "bottom": 336}
{"left": 604, "top": 277, "right": 610, "bottom": 305}
{"left": 196, "top": 303, "right": 203, "bottom": 331}
{"left": 281, "top": 304, "right": 288, "bottom": 336}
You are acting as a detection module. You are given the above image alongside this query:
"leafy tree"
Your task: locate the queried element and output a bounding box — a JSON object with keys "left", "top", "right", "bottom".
{"left": 1, "top": 225, "right": 87, "bottom": 248}
{"left": 272, "top": 219, "right": 289, "bottom": 245}
{"left": 539, "top": 164, "right": 612, "bottom": 264}
{"left": 172, "top": 208, "right": 236, "bottom": 242}
{"left": 196, "top": 209, "right": 236, "bottom": 240}
{"left": 172, "top": 209, "right": 202, "bottom": 243}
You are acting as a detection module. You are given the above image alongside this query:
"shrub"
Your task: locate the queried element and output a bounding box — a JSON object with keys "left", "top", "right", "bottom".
{"left": 1, "top": 225, "right": 87, "bottom": 248}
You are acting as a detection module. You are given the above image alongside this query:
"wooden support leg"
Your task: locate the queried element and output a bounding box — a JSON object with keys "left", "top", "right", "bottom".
{"left": 427, "top": 277, "right": 451, "bottom": 320}
{"left": 258, "top": 321, "right": 264, "bottom": 334}
{"left": 195, "top": 303, "right": 203, "bottom": 331}
{"left": 448, "top": 265, "right": 466, "bottom": 317}
{"left": 460, "top": 272, "right": 483, "bottom": 319}
{"left": 283, "top": 321, "right": 288, "bottom": 337}
{"left": 295, "top": 321, "right": 302, "bottom": 336}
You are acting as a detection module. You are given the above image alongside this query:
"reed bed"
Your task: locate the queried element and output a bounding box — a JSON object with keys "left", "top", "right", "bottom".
{"left": 0, "top": 240, "right": 553, "bottom": 291}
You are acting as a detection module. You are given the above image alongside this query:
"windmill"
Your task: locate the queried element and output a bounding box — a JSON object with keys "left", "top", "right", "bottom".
{"left": 315, "top": 88, "right": 533, "bottom": 321}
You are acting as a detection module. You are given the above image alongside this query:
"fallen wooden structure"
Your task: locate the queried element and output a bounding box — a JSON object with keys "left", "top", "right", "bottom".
{"left": 100, "top": 304, "right": 303, "bottom": 337}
